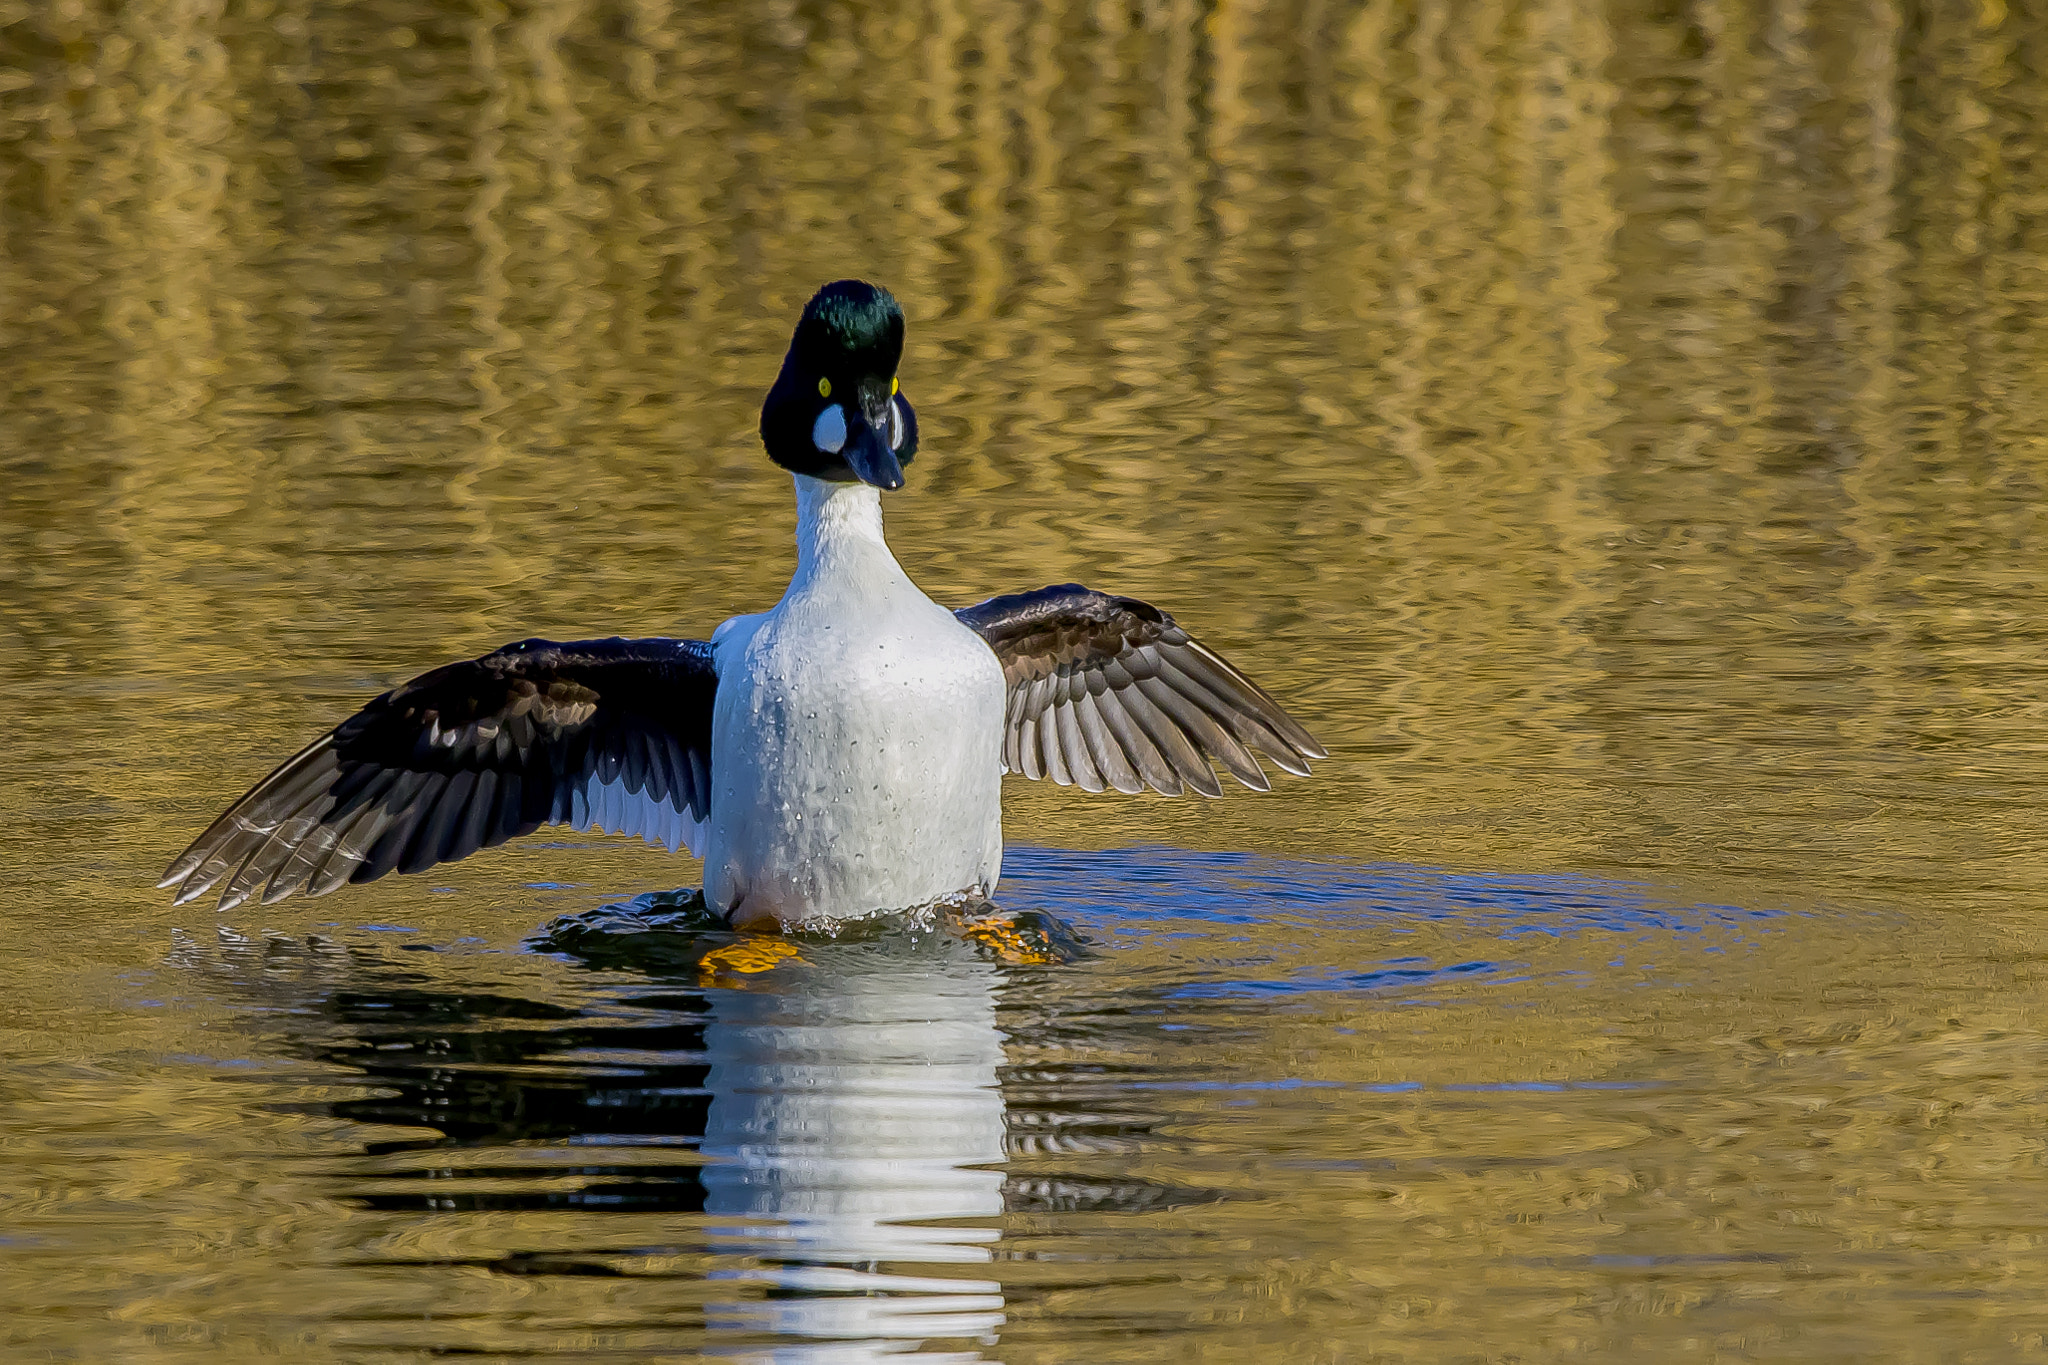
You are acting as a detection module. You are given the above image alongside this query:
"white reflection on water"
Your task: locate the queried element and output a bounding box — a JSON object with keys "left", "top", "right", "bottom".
{"left": 699, "top": 954, "right": 1007, "bottom": 1360}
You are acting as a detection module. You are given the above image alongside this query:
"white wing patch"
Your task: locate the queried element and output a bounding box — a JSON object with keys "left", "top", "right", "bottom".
{"left": 568, "top": 773, "right": 706, "bottom": 858}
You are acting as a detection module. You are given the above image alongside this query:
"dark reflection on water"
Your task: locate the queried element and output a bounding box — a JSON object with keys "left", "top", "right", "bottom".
{"left": 317, "top": 984, "right": 714, "bottom": 1174}
{"left": 253, "top": 887, "right": 1224, "bottom": 1358}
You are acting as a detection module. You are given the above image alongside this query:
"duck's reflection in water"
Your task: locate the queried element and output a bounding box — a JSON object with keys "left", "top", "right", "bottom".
{"left": 700, "top": 950, "right": 1007, "bottom": 1356}
{"left": 270, "top": 909, "right": 1017, "bottom": 1363}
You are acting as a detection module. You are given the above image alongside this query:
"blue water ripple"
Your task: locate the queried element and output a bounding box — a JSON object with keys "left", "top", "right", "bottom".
{"left": 999, "top": 846, "right": 1789, "bottom": 940}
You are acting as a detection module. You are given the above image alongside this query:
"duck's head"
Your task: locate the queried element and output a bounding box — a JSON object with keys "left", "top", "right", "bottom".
{"left": 760, "top": 279, "right": 919, "bottom": 490}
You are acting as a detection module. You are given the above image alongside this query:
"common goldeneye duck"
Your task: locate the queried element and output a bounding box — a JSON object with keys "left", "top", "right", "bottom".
{"left": 162, "top": 279, "right": 1328, "bottom": 928}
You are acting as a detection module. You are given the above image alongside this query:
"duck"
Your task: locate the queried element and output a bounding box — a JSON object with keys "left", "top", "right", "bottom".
{"left": 161, "top": 280, "right": 1327, "bottom": 928}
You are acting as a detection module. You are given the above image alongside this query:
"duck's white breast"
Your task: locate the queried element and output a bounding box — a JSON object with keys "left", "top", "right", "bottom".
{"left": 703, "top": 487, "right": 1006, "bottom": 924}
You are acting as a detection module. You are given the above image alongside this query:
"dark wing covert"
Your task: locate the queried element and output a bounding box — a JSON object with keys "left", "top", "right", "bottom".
{"left": 161, "top": 637, "right": 717, "bottom": 911}
{"left": 956, "top": 584, "right": 1326, "bottom": 797}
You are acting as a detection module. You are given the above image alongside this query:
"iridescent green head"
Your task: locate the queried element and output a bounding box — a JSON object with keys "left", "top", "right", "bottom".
{"left": 760, "top": 280, "right": 919, "bottom": 489}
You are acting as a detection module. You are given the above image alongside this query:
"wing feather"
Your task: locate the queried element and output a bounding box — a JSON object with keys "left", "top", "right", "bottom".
{"left": 957, "top": 584, "right": 1324, "bottom": 799}
{"left": 418, "top": 768, "right": 481, "bottom": 873}
{"left": 1052, "top": 693, "right": 1100, "bottom": 792}
{"left": 1076, "top": 690, "right": 1144, "bottom": 795}
{"left": 300, "top": 790, "right": 389, "bottom": 899}
{"left": 1017, "top": 706, "right": 1043, "bottom": 780}
{"left": 277, "top": 766, "right": 406, "bottom": 905}
{"left": 163, "top": 636, "right": 719, "bottom": 910}
{"left": 1155, "top": 658, "right": 1294, "bottom": 777}
{"left": 1118, "top": 681, "right": 1219, "bottom": 796}
{"left": 1095, "top": 687, "right": 1178, "bottom": 794}
{"left": 1041, "top": 691, "right": 1075, "bottom": 787}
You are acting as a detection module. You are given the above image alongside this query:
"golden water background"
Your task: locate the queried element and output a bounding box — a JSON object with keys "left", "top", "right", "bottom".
{"left": 4, "top": 0, "right": 2048, "bottom": 1359}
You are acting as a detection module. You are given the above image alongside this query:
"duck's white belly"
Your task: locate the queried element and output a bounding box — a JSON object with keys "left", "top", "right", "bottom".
{"left": 703, "top": 584, "right": 1007, "bottom": 926}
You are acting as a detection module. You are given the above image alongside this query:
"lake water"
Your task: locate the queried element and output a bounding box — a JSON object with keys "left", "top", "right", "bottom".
{"left": 5, "top": 1, "right": 2048, "bottom": 1360}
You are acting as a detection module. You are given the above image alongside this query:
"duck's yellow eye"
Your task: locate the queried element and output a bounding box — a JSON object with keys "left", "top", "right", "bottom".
{"left": 817, "top": 377, "right": 832, "bottom": 399}
{"left": 891, "top": 376, "right": 899, "bottom": 395}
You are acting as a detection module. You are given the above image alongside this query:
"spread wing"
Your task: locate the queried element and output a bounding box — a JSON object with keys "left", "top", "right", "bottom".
{"left": 956, "top": 585, "right": 1326, "bottom": 797}
{"left": 161, "top": 637, "right": 718, "bottom": 911}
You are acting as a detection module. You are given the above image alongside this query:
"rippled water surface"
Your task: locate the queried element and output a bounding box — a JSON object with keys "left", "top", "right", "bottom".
{"left": 7, "top": 1, "right": 2048, "bottom": 1360}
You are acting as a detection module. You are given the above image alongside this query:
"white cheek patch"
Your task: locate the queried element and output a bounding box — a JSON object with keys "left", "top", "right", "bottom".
{"left": 812, "top": 404, "right": 847, "bottom": 454}
{"left": 887, "top": 397, "right": 905, "bottom": 450}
